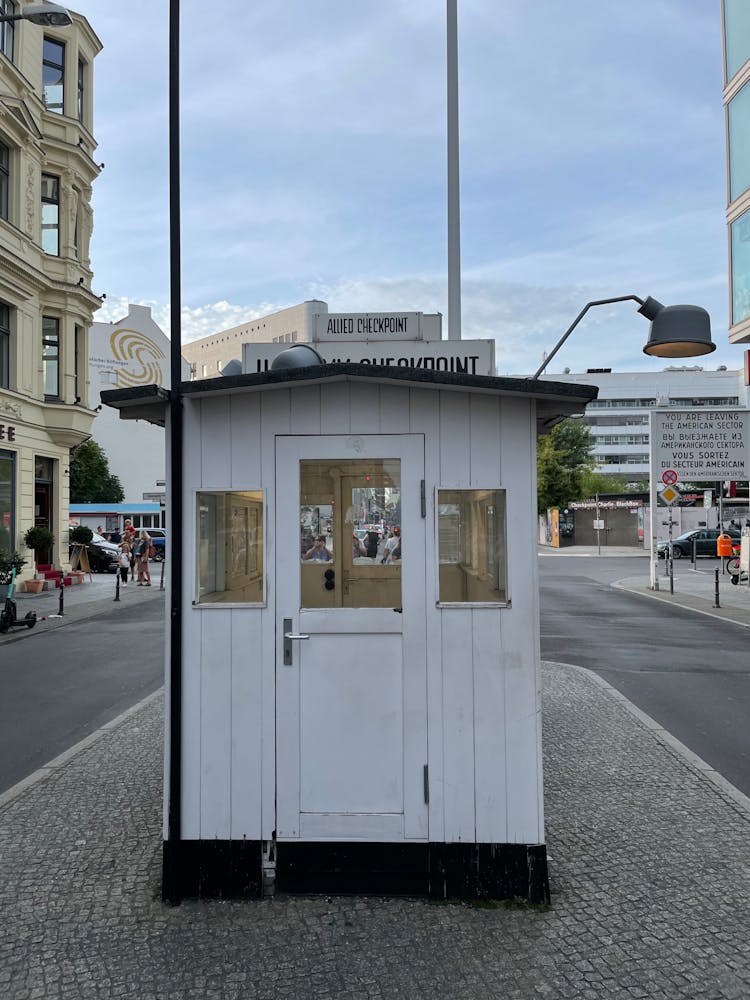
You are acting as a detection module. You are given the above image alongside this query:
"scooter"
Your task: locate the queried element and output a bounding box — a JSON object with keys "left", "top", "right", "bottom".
{"left": 727, "top": 545, "right": 748, "bottom": 586}
{"left": 0, "top": 569, "right": 38, "bottom": 633}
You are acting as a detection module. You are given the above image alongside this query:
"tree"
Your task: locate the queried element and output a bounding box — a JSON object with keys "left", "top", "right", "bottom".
{"left": 70, "top": 440, "right": 125, "bottom": 503}
{"left": 537, "top": 418, "right": 594, "bottom": 513}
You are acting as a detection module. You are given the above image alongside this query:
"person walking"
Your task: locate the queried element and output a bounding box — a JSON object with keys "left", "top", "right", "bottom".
{"left": 123, "top": 521, "right": 137, "bottom": 581}
{"left": 135, "top": 529, "right": 152, "bottom": 586}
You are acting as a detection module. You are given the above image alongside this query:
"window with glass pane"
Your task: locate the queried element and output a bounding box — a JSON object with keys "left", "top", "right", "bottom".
{"left": 731, "top": 208, "right": 750, "bottom": 325}
{"left": 300, "top": 459, "right": 401, "bottom": 609}
{"left": 438, "top": 489, "right": 507, "bottom": 603}
{"left": 0, "top": 303, "right": 9, "bottom": 389}
{"left": 77, "top": 59, "right": 85, "bottom": 122}
{"left": 0, "top": 141, "right": 8, "bottom": 221}
{"left": 0, "top": 450, "right": 14, "bottom": 554}
{"left": 724, "top": 0, "right": 750, "bottom": 80}
{"left": 0, "top": 1, "right": 14, "bottom": 61}
{"left": 42, "top": 37, "right": 65, "bottom": 113}
{"left": 42, "top": 317, "right": 60, "bottom": 398}
{"left": 729, "top": 83, "right": 750, "bottom": 201}
{"left": 196, "top": 491, "right": 264, "bottom": 603}
{"left": 41, "top": 174, "right": 59, "bottom": 254}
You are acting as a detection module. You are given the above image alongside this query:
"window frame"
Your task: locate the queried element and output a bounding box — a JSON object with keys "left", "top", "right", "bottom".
{"left": 77, "top": 57, "right": 85, "bottom": 123}
{"left": 194, "top": 489, "right": 266, "bottom": 607}
{"left": 0, "top": 448, "right": 16, "bottom": 556}
{"left": 42, "top": 36, "right": 65, "bottom": 114}
{"left": 0, "top": 0, "right": 15, "bottom": 62}
{"left": 435, "top": 486, "right": 509, "bottom": 608}
{"left": 42, "top": 315, "right": 61, "bottom": 400}
{"left": 0, "top": 139, "right": 9, "bottom": 222}
{"left": 41, "top": 173, "right": 60, "bottom": 255}
{"left": 0, "top": 301, "right": 10, "bottom": 390}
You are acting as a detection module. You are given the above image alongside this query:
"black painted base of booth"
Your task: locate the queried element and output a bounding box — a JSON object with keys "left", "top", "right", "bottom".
{"left": 162, "top": 840, "right": 550, "bottom": 904}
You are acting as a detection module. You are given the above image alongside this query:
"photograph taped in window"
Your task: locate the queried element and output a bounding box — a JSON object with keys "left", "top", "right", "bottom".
{"left": 197, "top": 490, "right": 263, "bottom": 603}
{"left": 438, "top": 489, "right": 507, "bottom": 604}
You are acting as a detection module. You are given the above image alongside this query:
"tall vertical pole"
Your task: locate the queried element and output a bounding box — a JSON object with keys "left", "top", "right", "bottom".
{"left": 164, "top": 0, "right": 183, "bottom": 905}
{"left": 446, "top": 0, "right": 461, "bottom": 341}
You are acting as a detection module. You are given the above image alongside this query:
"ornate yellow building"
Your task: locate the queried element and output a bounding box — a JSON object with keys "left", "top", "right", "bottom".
{"left": 0, "top": 2, "right": 101, "bottom": 572}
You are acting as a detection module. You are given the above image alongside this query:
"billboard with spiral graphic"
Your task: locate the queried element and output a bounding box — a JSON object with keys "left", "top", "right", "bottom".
{"left": 109, "top": 328, "right": 165, "bottom": 387}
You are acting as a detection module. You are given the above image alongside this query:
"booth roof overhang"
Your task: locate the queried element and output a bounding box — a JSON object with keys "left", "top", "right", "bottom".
{"left": 100, "top": 363, "right": 599, "bottom": 435}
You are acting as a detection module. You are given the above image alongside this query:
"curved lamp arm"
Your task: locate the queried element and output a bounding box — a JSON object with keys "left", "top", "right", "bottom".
{"left": 531, "top": 295, "right": 650, "bottom": 380}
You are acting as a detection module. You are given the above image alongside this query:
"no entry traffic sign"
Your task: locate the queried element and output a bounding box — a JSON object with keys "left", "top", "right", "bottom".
{"left": 661, "top": 469, "right": 679, "bottom": 486}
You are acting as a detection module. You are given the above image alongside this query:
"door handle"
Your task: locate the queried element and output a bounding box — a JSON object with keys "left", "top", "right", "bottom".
{"left": 283, "top": 618, "right": 310, "bottom": 665}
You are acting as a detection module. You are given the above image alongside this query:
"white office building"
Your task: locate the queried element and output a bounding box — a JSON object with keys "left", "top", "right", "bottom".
{"left": 541, "top": 362, "right": 750, "bottom": 476}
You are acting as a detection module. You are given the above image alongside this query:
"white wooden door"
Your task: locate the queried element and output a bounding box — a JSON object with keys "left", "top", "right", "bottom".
{"left": 276, "top": 434, "right": 428, "bottom": 842}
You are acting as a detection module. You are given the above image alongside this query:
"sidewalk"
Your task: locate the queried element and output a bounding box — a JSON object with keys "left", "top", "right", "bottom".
{"left": 1, "top": 662, "right": 749, "bottom": 997}
{"left": 0, "top": 566, "right": 166, "bottom": 645}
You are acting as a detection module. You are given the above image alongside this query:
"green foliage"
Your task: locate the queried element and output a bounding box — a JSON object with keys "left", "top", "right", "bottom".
{"left": 69, "top": 525, "right": 93, "bottom": 545}
{"left": 0, "top": 550, "right": 26, "bottom": 585}
{"left": 24, "top": 525, "right": 54, "bottom": 556}
{"left": 537, "top": 418, "right": 594, "bottom": 514}
{"left": 70, "top": 440, "right": 125, "bottom": 503}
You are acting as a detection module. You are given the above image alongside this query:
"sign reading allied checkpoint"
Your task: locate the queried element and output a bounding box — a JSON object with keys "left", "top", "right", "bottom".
{"left": 650, "top": 409, "right": 750, "bottom": 481}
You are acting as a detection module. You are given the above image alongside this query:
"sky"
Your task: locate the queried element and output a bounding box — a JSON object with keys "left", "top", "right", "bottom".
{"left": 69, "top": 0, "right": 740, "bottom": 376}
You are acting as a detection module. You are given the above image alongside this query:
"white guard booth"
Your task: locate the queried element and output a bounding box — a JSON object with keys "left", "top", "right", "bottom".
{"left": 103, "top": 361, "right": 597, "bottom": 902}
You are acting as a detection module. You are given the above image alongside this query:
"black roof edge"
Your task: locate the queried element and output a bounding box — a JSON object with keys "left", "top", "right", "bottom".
{"left": 100, "top": 364, "right": 598, "bottom": 405}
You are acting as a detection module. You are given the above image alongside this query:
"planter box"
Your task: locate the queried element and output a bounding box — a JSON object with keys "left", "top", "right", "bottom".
{"left": 24, "top": 580, "right": 45, "bottom": 594}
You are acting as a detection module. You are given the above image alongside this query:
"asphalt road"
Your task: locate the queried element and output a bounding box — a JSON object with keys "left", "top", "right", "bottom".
{"left": 541, "top": 555, "right": 750, "bottom": 797}
{"left": 0, "top": 595, "right": 165, "bottom": 793}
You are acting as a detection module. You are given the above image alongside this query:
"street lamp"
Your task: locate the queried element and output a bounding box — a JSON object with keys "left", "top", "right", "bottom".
{"left": 0, "top": 3, "right": 72, "bottom": 26}
{"left": 531, "top": 294, "right": 715, "bottom": 380}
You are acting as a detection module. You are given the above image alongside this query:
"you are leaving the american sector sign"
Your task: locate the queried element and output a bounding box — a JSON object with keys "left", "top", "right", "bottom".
{"left": 651, "top": 408, "right": 750, "bottom": 481}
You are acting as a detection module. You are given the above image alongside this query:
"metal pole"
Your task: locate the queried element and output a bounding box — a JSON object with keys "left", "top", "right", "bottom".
{"left": 668, "top": 509, "right": 674, "bottom": 594}
{"left": 58, "top": 578, "right": 64, "bottom": 617}
{"left": 114, "top": 570, "right": 120, "bottom": 602}
{"left": 596, "top": 493, "right": 601, "bottom": 556}
{"left": 446, "top": 0, "right": 461, "bottom": 341}
{"left": 714, "top": 568, "right": 720, "bottom": 608}
{"left": 164, "top": 0, "right": 183, "bottom": 906}
{"left": 160, "top": 555, "right": 165, "bottom": 591}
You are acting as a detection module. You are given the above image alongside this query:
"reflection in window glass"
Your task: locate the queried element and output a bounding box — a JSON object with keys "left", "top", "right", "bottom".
{"left": 196, "top": 491, "right": 263, "bottom": 603}
{"left": 729, "top": 83, "right": 750, "bottom": 201}
{"left": 724, "top": 0, "right": 750, "bottom": 80}
{"left": 731, "top": 208, "right": 750, "bottom": 325}
{"left": 300, "top": 459, "right": 401, "bottom": 609}
{"left": 0, "top": 450, "right": 14, "bottom": 554}
{"left": 438, "top": 489, "right": 507, "bottom": 603}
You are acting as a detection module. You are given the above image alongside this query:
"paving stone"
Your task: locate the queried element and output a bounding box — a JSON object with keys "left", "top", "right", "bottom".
{"left": 1, "top": 663, "right": 750, "bottom": 998}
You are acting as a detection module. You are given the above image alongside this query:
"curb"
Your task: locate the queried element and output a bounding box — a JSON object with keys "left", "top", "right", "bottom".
{"left": 0, "top": 687, "right": 164, "bottom": 810}
{"left": 544, "top": 660, "right": 750, "bottom": 820}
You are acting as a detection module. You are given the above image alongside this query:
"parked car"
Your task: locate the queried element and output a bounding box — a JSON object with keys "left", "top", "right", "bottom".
{"left": 657, "top": 528, "right": 741, "bottom": 559}
{"left": 69, "top": 530, "right": 119, "bottom": 573}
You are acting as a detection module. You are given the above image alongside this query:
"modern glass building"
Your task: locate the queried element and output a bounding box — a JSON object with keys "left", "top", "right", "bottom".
{"left": 723, "top": 0, "right": 750, "bottom": 344}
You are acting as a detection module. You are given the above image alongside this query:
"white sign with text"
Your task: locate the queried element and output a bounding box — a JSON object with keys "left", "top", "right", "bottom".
{"left": 650, "top": 409, "right": 750, "bottom": 481}
{"left": 314, "top": 312, "right": 442, "bottom": 342}
{"left": 242, "top": 339, "right": 496, "bottom": 376}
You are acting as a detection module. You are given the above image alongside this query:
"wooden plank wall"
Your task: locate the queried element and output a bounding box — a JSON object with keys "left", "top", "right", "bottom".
{"left": 177, "top": 382, "right": 542, "bottom": 846}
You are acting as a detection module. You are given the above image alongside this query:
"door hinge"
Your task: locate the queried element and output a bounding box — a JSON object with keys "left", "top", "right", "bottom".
{"left": 423, "top": 764, "right": 429, "bottom": 804}
{"left": 420, "top": 480, "right": 426, "bottom": 518}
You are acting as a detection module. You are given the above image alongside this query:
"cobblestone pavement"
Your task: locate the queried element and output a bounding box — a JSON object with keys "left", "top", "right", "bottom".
{"left": 2, "top": 663, "right": 749, "bottom": 999}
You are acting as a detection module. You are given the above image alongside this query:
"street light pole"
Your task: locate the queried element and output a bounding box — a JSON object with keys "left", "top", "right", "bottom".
{"left": 446, "top": 0, "right": 461, "bottom": 342}
{"left": 164, "top": 0, "right": 184, "bottom": 906}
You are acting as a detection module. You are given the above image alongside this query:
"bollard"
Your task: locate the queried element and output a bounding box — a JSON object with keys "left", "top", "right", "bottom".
{"left": 714, "top": 568, "right": 721, "bottom": 608}
{"left": 57, "top": 578, "right": 65, "bottom": 617}
{"left": 669, "top": 555, "right": 674, "bottom": 595}
{"left": 114, "top": 571, "right": 120, "bottom": 603}
{"left": 160, "top": 556, "right": 165, "bottom": 591}
{"left": 691, "top": 538, "right": 696, "bottom": 568}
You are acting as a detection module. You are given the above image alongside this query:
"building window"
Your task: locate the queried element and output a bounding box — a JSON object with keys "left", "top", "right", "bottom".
{"left": 0, "top": 140, "right": 8, "bottom": 221}
{"left": 437, "top": 489, "right": 507, "bottom": 604}
{"left": 196, "top": 491, "right": 264, "bottom": 604}
{"left": 41, "top": 174, "right": 60, "bottom": 254}
{"left": 731, "top": 207, "right": 750, "bottom": 325}
{"left": 74, "top": 324, "right": 83, "bottom": 401}
{"left": 0, "top": 449, "right": 15, "bottom": 555}
{"left": 0, "top": 0, "right": 14, "bottom": 62}
{"left": 42, "top": 317, "right": 60, "bottom": 399}
{"left": 77, "top": 58, "right": 85, "bottom": 122}
{"left": 42, "top": 37, "right": 65, "bottom": 113}
{"left": 0, "top": 302, "right": 10, "bottom": 389}
{"left": 729, "top": 82, "right": 750, "bottom": 202}
{"left": 724, "top": 0, "right": 750, "bottom": 81}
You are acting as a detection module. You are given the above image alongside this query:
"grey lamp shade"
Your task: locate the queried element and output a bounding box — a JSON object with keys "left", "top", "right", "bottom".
{"left": 270, "top": 344, "right": 324, "bottom": 371}
{"left": 642, "top": 303, "right": 715, "bottom": 359}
